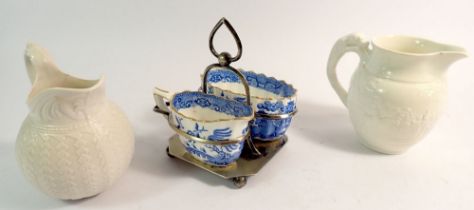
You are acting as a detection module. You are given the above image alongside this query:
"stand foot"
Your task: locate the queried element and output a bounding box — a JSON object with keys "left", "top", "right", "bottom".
{"left": 166, "top": 147, "right": 175, "bottom": 158}
{"left": 232, "top": 176, "right": 247, "bottom": 188}
{"left": 166, "top": 134, "right": 288, "bottom": 187}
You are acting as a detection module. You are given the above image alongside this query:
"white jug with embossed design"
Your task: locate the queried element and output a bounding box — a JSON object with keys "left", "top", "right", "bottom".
{"left": 16, "top": 43, "right": 134, "bottom": 199}
{"left": 327, "top": 33, "right": 467, "bottom": 154}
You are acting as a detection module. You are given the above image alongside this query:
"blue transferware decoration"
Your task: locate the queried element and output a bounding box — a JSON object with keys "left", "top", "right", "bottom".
{"left": 208, "top": 128, "right": 233, "bottom": 140}
{"left": 154, "top": 89, "right": 254, "bottom": 166}
{"left": 183, "top": 140, "right": 245, "bottom": 166}
{"left": 172, "top": 91, "right": 252, "bottom": 118}
{"left": 205, "top": 69, "right": 297, "bottom": 141}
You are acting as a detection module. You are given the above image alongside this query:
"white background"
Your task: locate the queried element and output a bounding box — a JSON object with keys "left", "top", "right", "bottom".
{"left": 1, "top": 0, "right": 474, "bottom": 209}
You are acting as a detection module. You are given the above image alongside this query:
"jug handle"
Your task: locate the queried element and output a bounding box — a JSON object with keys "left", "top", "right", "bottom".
{"left": 327, "top": 33, "right": 369, "bottom": 107}
{"left": 153, "top": 87, "right": 173, "bottom": 117}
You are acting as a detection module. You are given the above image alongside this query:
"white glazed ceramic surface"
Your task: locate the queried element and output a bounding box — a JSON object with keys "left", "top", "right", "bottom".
{"left": 16, "top": 44, "right": 135, "bottom": 200}
{"left": 153, "top": 89, "right": 253, "bottom": 166}
{"left": 327, "top": 33, "right": 467, "bottom": 154}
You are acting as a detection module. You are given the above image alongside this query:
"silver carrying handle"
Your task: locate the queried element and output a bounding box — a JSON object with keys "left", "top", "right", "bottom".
{"left": 201, "top": 64, "right": 251, "bottom": 106}
{"left": 201, "top": 17, "right": 261, "bottom": 156}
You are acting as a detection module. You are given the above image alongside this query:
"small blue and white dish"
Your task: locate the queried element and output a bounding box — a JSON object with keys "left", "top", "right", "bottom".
{"left": 153, "top": 88, "right": 254, "bottom": 166}
{"left": 204, "top": 69, "right": 297, "bottom": 141}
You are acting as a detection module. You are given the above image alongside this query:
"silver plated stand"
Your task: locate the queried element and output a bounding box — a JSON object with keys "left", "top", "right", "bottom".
{"left": 165, "top": 134, "right": 287, "bottom": 188}
{"left": 154, "top": 17, "right": 292, "bottom": 188}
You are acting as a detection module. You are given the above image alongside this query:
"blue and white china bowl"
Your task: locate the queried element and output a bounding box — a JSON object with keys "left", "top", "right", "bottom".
{"left": 154, "top": 88, "right": 254, "bottom": 166}
{"left": 205, "top": 69, "right": 297, "bottom": 141}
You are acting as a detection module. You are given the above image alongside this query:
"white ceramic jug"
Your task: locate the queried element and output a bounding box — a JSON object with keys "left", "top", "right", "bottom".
{"left": 327, "top": 33, "right": 467, "bottom": 154}
{"left": 16, "top": 43, "right": 135, "bottom": 199}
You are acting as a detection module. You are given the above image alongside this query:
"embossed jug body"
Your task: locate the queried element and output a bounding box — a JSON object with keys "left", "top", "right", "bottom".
{"left": 16, "top": 44, "right": 134, "bottom": 199}
{"left": 327, "top": 34, "right": 467, "bottom": 154}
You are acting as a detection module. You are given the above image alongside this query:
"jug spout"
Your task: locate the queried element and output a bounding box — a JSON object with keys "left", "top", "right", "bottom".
{"left": 25, "top": 42, "right": 56, "bottom": 84}
{"left": 435, "top": 45, "right": 468, "bottom": 70}
{"left": 369, "top": 36, "right": 467, "bottom": 82}
{"left": 24, "top": 43, "right": 105, "bottom": 104}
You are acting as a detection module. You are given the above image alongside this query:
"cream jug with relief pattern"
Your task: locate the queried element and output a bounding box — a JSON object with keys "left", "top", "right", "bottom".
{"left": 327, "top": 33, "right": 467, "bottom": 154}
{"left": 15, "top": 43, "right": 135, "bottom": 199}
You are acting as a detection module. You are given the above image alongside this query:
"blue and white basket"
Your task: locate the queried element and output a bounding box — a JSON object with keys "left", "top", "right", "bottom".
{"left": 154, "top": 89, "right": 254, "bottom": 166}
{"left": 204, "top": 69, "right": 297, "bottom": 141}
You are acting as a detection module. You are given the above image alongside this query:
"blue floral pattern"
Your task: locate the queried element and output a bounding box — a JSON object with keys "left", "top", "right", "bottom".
{"left": 256, "top": 101, "right": 296, "bottom": 114}
{"left": 186, "top": 123, "right": 208, "bottom": 138}
{"left": 177, "top": 121, "right": 243, "bottom": 165}
{"left": 173, "top": 115, "right": 243, "bottom": 166}
{"left": 207, "top": 69, "right": 296, "bottom": 97}
{"left": 184, "top": 141, "right": 244, "bottom": 166}
{"left": 175, "top": 116, "right": 184, "bottom": 129}
{"left": 172, "top": 91, "right": 253, "bottom": 118}
{"left": 205, "top": 69, "right": 297, "bottom": 141}
{"left": 174, "top": 116, "right": 233, "bottom": 140}
{"left": 251, "top": 118, "right": 292, "bottom": 140}
{"left": 208, "top": 128, "right": 232, "bottom": 140}
{"left": 167, "top": 91, "right": 252, "bottom": 166}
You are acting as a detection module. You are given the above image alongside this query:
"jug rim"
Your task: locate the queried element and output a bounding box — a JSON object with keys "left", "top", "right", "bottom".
{"left": 25, "top": 43, "right": 106, "bottom": 103}
{"left": 371, "top": 35, "right": 467, "bottom": 56}
{"left": 27, "top": 75, "right": 105, "bottom": 104}
{"left": 168, "top": 91, "right": 255, "bottom": 123}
